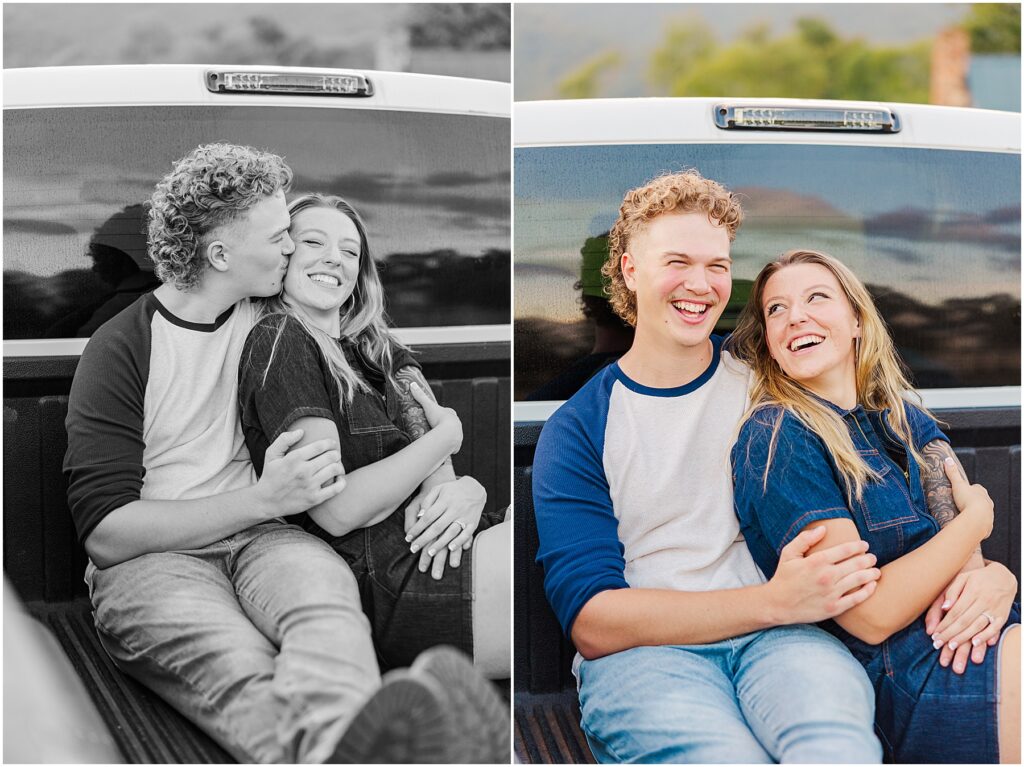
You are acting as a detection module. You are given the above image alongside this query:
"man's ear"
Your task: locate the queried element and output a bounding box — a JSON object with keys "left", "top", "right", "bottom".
{"left": 206, "top": 240, "right": 230, "bottom": 273}
{"left": 620, "top": 252, "right": 637, "bottom": 291}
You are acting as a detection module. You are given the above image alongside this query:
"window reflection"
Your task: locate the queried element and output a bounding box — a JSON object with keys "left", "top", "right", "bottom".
{"left": 4, "top": 106, "right": 510, "bottom": 340}
{"left": 515, "top": 144, "right": 1020, "bottom": 398}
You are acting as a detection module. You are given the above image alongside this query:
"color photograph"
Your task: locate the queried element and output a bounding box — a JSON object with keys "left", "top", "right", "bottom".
{"left": 513, "top": 3, "right": 1021, "bottom": 764}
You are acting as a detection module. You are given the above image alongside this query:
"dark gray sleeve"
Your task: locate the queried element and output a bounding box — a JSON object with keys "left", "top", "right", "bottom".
{"left": 63, "top": 302, "right": 152, "bottom": 544}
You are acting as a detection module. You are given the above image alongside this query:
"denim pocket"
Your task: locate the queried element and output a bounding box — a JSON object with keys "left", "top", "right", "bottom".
{"left": 343, "top": 391, "right": 407, "bottom": 463}
{"left": 853, "top": 449, "right": 919, "bottom": 561}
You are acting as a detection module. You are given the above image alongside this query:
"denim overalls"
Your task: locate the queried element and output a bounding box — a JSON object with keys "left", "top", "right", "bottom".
{"left": 732, "top": 401, "right": 1020, "bottom": 763}
{"left": 239, "top": 314, "right": 503, "bottom": 668}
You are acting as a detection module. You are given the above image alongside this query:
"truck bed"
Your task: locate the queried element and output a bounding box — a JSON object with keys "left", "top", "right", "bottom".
{"left": 4, "top": 350, "right": 510, "bottom": 763}
{"left": 513, "top": 411, "right": 1021, "bottom": 764}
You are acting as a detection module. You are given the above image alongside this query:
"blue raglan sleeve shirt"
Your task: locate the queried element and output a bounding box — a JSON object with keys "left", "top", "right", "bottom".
{"left": 532, "top": 371, "right": 629, "bottom": 638}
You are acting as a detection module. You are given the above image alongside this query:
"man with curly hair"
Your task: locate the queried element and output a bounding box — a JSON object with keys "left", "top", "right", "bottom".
{"left": 533, "top": 170, "right": 884, "bottom": 763}
{"left": 64, "top": 143, "right": 479, "bottom": 763}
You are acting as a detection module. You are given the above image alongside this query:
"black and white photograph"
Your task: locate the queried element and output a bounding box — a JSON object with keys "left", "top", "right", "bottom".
{"left": 4, "top": 3, "right": 511, "bottom": 763}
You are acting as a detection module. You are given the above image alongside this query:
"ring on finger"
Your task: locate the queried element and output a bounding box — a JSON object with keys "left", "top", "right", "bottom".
{"left": 453, "top": 520, "right": 467, "bottom": 533}
{"left": 981, "top": 612, "right": 996, "bottom": 625}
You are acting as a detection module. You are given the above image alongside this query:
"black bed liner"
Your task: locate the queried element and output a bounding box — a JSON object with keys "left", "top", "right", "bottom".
{"left": 27, "top": 599, "right": 234, "bottom": 763}
{"left": 514, "top": 691, "right": 594, "bottom": 764}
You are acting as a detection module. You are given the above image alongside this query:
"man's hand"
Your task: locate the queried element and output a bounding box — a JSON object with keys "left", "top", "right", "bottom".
{"left": 765, "top": 525, "right": 881, "bottom": 624}
{"left": 254, "top": 429, "right": 346, "bottom": 517}
{"left": 404, "top": 476, "right": 486, "bottom": 579}
{"left": 928, "top": 561, "right": 1017, "bottom": 674}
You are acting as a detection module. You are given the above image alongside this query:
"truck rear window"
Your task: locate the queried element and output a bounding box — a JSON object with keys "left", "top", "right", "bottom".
{"left": 4, "top": 105, "right": 510, "bottom": 340}
{"left": 515, "top": 143, "right": 1020, "bottom": 399}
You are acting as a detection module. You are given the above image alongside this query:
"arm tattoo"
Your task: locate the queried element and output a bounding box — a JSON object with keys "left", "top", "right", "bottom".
{"left": 395, "top": 365, "right": 432, "bottom": 440}
{"left": 920, "top": 439, "right": 963, "bottom": 528}
{"left": 394, "top": 365, "right": 455, "bottom": 471}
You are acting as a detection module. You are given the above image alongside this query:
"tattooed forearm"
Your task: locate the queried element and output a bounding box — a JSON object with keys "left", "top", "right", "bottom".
{"left": 394, "top": 365, "right": 455, "bottom": 473}
{"left": 395, "top": 365, "right": 432, "bottom": 439}
{"left": 920, "top": 439, "right": 964, "bottom": 528}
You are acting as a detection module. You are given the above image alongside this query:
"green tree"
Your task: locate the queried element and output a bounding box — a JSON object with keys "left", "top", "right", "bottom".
{"left": 409, "top": 4, "right": 510, "bottom": 50}
{"left": 962, "top": 3, "right": 1021, "bottom": 53}
{"left": 557, "top": 50, "right": 623, "bottom": 99}
{"left": 649, "top": 16, "right": 930, "bottom": 103}
{"left": 648, "top": 17, "right": 716, "bottom": 95}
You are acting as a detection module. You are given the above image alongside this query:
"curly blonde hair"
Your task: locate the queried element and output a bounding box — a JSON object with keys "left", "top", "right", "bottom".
{"left": 147, "top": 143, "right": 293, "bottom": 290}
{"left": 602, "top": 170, "right": 743, "bottom": 326}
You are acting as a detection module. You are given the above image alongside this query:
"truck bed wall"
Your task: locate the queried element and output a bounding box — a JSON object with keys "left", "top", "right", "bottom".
{"left": 3, "top": 347, "right": 511, "bottom": 603}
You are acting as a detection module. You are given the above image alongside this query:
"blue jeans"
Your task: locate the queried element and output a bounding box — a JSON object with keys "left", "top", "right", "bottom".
{"left": 577, "top": 624, "right": 881, "bottom": 764}
{"left": 86, "top": 521, "right": 381, "bottom": 763}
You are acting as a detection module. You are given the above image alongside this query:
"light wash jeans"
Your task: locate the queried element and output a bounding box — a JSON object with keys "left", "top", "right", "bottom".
{"left": 86, "top": 521, "right": 380, "bottom": 764}
{"left": 577, "top": 624, "right": 881, "bottom": 764}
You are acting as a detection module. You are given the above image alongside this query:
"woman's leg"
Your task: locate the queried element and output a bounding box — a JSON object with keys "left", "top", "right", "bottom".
{"left": 999, "top": 624, "right": 1020, "bottom": 763}
{"left": 471, "top": 518, "right": 510, "bottom": 679}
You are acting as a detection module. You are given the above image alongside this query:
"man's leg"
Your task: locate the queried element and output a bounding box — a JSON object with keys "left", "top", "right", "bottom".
{"left": 577, "top": 644, "right": 773, "bottom": 764}
{"left": 734, "top": 624, "right": 881, "bottom": 763}
{"left": 231, "top": 523, "right": 382, "bottom": 763}
{"left": 89, "top": 523, "right": 380, "bottom": 763}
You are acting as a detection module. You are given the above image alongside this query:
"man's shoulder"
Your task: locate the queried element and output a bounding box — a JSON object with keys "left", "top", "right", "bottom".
{"left": 716, "top": 341, "right": 753, "bottom": 385}
{"left": 85, "top": 292, "right": 156, "bottom": 345}
{"left": 76, "top": 293, "right": 158, "bottom": 377}
{"left": 544, "top": 364, "right": 618, "bottom": 433}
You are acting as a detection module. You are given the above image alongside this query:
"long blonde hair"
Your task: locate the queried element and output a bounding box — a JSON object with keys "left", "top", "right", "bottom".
{"left": 253, "top": 194, "right": 407, "bottom": 402}
{"left": 728, "top": 249, "right": 932, "bottom": 501}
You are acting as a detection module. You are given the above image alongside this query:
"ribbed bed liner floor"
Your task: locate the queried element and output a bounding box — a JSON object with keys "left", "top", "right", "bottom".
{"left": 29, "top": 599, "right": 513, "bottom": 764}
{"left": 514, "top": 691, "right": 595, "bottom": 764}
{"left": 29, "top": 599, "right": 240, "bottom": 763}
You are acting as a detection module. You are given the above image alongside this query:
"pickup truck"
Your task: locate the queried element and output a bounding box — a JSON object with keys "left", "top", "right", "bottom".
{"left": 513, "top": 97, "right": 1021, "bottom": 763}
{"left": 3, "top": 64, "right": 511, "bottom": 762}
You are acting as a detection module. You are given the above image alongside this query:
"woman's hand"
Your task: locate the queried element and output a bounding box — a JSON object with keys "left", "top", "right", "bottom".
{"left": 403, "top": 476, "right": 486, "bottom": 579}
{"left": 929, "top": 561, "right": 1018, "bottom": 674}
{"left": 943, "top": 457, "right": 993, "bottom": 541}
{"left": 924, "top": 549, "right": 983, "bottom": 642}
{"left": 408, "top": 383, "right": 463, "bottom": 454}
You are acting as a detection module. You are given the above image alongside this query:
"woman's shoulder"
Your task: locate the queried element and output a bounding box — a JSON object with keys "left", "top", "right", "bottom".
{"left": 737, "top": 403, "right": 810, "bottom": 442}
{"left": 734, "top": 404, "right": 826, "bottom": 469}
{"left": 898, "top": 398, "right": 947, "bottom": 448}
{"left": 242, "top": 312, "right": 323, "bottom": 375}
{"left": 247, "top": 312, "right": 313, "bottom": 348}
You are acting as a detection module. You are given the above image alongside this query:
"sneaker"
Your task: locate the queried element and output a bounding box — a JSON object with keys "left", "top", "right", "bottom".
{"left": 326, "top": 668, "right": 456, "bottom": 764}
{"left": 411, "top": 645, "right": 511, "bottom": 764}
